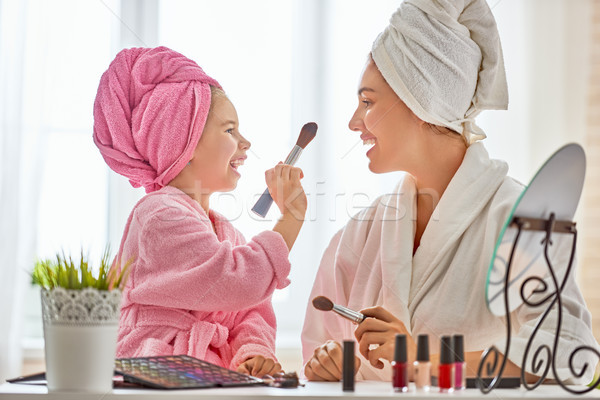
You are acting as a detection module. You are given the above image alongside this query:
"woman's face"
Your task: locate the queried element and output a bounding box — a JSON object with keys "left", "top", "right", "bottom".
{"left": 348, "top": 58, "right": 423, "bottom": 174}
{"left": 189, "top": 95, "right": 251, "bottom": 193}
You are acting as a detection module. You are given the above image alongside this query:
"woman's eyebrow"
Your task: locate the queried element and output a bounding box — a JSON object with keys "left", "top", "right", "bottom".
{"left": 220, "top": 119, "right": 237, "bottom": 126}
{"left": 358, "top": 87, "right": 375, "bottom": 96}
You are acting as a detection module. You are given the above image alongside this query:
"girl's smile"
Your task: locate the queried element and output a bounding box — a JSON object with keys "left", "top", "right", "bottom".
{"left": 229, "top": 156, "right": 247, "bottom": 175}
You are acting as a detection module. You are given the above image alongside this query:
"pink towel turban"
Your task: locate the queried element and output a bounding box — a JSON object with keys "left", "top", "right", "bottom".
{"left": 93, "top": 46, "right": 221, "bottom": 193}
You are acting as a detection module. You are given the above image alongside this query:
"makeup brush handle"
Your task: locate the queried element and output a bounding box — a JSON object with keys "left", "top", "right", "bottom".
{"left": 333, "top": 304, "right": 366, "bottom": 324}
{"left": 284, "top": 145, "right": 303, "bottom": 165}
{"left": 251, "top": 145, "right": 303, "bottom": 218}
{"left": 251, "top": 188, "right": 274, "bottom": 218}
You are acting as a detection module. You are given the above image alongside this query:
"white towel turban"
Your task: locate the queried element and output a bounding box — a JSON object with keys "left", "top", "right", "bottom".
{"left": 371, "top": 0, "right": 508, "bottom": 145}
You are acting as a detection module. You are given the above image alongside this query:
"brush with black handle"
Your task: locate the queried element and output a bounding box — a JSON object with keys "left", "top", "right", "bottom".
{"left": 252, "top": 122, "right": 318, "bottom": 218}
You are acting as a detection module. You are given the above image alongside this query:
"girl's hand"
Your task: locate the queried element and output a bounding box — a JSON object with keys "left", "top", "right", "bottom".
{"left": 265, "top": 162, "right": 307, "bottom": 219}
{"left": 354, "top": 306, "right": 416, "bottom": 369}
{"left": 304, "top": 340, "right": 361, "bottom": 381}
{"left": 237, "top": 356, "right": 282, "bottom": 377}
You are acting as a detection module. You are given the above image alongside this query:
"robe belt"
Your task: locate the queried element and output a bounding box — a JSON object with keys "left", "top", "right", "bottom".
{"left": 135, "top": 307, "right": 229, "bottom": 358}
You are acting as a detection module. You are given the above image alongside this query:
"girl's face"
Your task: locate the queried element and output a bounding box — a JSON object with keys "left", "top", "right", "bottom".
{"left": 189, "top": 95, "right": 250, "bottom": 194}
{"left": 348, "top": 58, "right": 424, "bottom": 174}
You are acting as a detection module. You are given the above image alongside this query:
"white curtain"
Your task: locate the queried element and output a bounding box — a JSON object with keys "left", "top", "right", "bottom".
{"left": 0, "top": 0, "right": 42, "bottom": 382}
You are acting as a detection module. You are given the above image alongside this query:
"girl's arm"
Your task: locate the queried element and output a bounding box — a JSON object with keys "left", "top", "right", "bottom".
{"left": 266, "top": 164, "right": 307, "bottom": 250}
{"left": 128, "top": 206, "right": 291, "bottom": 312}
{"left": 228, "top": 299, "right": 278, "bottom": 371}
{"left": 273, "top": 213, "right": 304, "bottom": 251}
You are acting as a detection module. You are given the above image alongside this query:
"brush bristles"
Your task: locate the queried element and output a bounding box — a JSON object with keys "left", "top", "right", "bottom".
{"left": 296, "top": 122, "right": 318, "bottom": 149}
{"left": 312, "top": 295, "right": 333, "bottom": 311}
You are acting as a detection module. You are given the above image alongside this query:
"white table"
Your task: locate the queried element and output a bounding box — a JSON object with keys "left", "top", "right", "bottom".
{"left": 1, "top": 381, "right": 600, "bottom": 399}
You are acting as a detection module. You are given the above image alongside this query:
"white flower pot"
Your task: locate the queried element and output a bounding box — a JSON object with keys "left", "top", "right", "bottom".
{"left": 41, "top": 287, "right": 121, "bottom": 393}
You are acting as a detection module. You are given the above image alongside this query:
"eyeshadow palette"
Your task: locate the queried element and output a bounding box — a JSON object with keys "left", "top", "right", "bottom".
{"left": 114, "top": 355, "right": 264, "bottom": 389}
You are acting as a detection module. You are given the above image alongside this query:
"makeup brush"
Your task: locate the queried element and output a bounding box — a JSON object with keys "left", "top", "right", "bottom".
{"left": 312, "top": 296, "right": 366, "bottom": 324}
{"left": 251, "top": 122, "right": 318, "bottom": 218}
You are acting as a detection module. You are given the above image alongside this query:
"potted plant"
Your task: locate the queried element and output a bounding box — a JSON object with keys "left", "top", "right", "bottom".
{"left": 31, "top": 248, "right": 131, "bottom": 393}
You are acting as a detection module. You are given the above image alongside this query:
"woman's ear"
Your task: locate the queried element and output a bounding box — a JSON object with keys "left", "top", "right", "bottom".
{"left": 412, "top": 113, "right": 429, "bottom": 132}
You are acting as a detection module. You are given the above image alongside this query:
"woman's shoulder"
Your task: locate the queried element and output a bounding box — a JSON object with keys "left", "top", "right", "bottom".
{"left": 485, "top": 176, "right": 526, "bottom": 226}
{"left": 493, "top": 176, "right": 525, "bottom": 206}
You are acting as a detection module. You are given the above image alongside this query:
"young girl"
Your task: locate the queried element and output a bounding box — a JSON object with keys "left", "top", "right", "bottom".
{"left": 93, "top": 47, "right": 306, "bottom": 377}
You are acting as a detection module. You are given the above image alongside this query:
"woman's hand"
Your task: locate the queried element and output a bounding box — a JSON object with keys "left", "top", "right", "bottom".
{"left": 354, "top": 306, "right": 416, "bottom": 369}
{"left": 265, "top": 162, "right": 307, "bottom": 220}
{"left": 237, "top": 356, "right": 282, "bottom": 377}
{"left": 304, "top": 340, "right": 361, "bottom": 381}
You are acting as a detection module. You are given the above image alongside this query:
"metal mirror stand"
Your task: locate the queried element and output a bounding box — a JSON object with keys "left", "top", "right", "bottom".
{"left": 476, "top": 213, "right": 600, "bottom": 394}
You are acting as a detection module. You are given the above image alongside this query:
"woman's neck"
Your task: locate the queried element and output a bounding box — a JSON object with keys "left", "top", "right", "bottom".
{"left": 414, "top": 135, "right": 466, "bottom": 206}
{"left": 412, "top": 135, "right": 467, "bottom": 253}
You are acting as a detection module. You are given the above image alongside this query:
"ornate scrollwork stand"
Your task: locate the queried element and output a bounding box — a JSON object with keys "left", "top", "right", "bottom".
{"left": 477, "top": 213, "right": 600, "bottom": 394}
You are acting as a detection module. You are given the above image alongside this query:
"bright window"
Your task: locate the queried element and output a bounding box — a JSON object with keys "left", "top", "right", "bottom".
{"left": 22, "top": 0, "right": 117, "bottom": 343}
{"left": 22, "top": 0, "right": 595, "bottom": 367}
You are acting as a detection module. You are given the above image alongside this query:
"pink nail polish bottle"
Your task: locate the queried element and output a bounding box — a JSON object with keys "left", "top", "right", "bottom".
{"left": 453, "top": 334, "right": 466, "bottom": 390}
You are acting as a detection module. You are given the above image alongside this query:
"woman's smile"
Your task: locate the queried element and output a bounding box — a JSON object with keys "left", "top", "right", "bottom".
{"left": 360, "top": 133, "right": 377, "bottom": 155}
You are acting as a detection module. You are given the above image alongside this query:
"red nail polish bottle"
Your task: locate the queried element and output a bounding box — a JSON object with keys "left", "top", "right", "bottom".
{"left": 438, "top": 336, "right": 454, "bottom": 393}
{"left": 392, "top": 334, "right": 408, "bottom": 392}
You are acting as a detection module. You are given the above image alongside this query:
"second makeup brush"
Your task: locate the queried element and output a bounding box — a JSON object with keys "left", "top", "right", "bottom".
{"left": 312, "top": 296, "right": 366, "bottom": 324}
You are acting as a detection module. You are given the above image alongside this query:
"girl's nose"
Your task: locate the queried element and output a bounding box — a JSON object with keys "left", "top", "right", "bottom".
{"left": 239, "top": 133, "right": 251, "bottom": 150}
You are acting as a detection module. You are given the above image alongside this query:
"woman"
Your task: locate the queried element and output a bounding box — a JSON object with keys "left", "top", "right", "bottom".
{"left": 301, "top": 0, "right": 598, "bottom": 383}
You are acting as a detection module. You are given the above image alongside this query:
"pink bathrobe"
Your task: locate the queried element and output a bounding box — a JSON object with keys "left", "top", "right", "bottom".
{"left": 115, "top": 186, "right": 291, "bottom": 369}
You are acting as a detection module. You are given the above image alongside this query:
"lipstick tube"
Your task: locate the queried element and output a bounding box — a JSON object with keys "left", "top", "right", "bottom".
{"left": 391, "top": 334, "right": 409, "bottom": 392}
{"left": 342, "top": 341, "right": 355, "bottom": 392}
{"left": 438, "top": 336, "right": 454, "bottom": 393}
{"left": 413, "top": 334, "right": 431, "bottom": 391}
{"left": 453, "top": 334, "right": 466, "bottom": 390}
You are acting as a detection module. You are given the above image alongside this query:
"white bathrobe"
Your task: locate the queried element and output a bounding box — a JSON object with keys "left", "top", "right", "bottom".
{"left": 302, "top": 142, "right": 598, "bottom": 384}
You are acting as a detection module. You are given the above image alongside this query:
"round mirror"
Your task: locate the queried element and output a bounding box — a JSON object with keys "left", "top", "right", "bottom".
{"left": 485, "top": 144, "right": 586, "bottom": 316}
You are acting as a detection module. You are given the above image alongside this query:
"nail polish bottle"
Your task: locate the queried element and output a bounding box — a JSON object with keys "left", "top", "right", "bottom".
{"left": 438, "top": 336, "right": 454, "bottom": 393}
{"left": 342, "top": 340, "right": 355, "bottom": 392}
{"left": 391, "top": 334, "right": 408, "bottom": 392}
{"left": 413, "top": 334, "right": 431, "bottom": 391}
{"left": 453, "top": 334, "right": 466, "bottom": 390}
